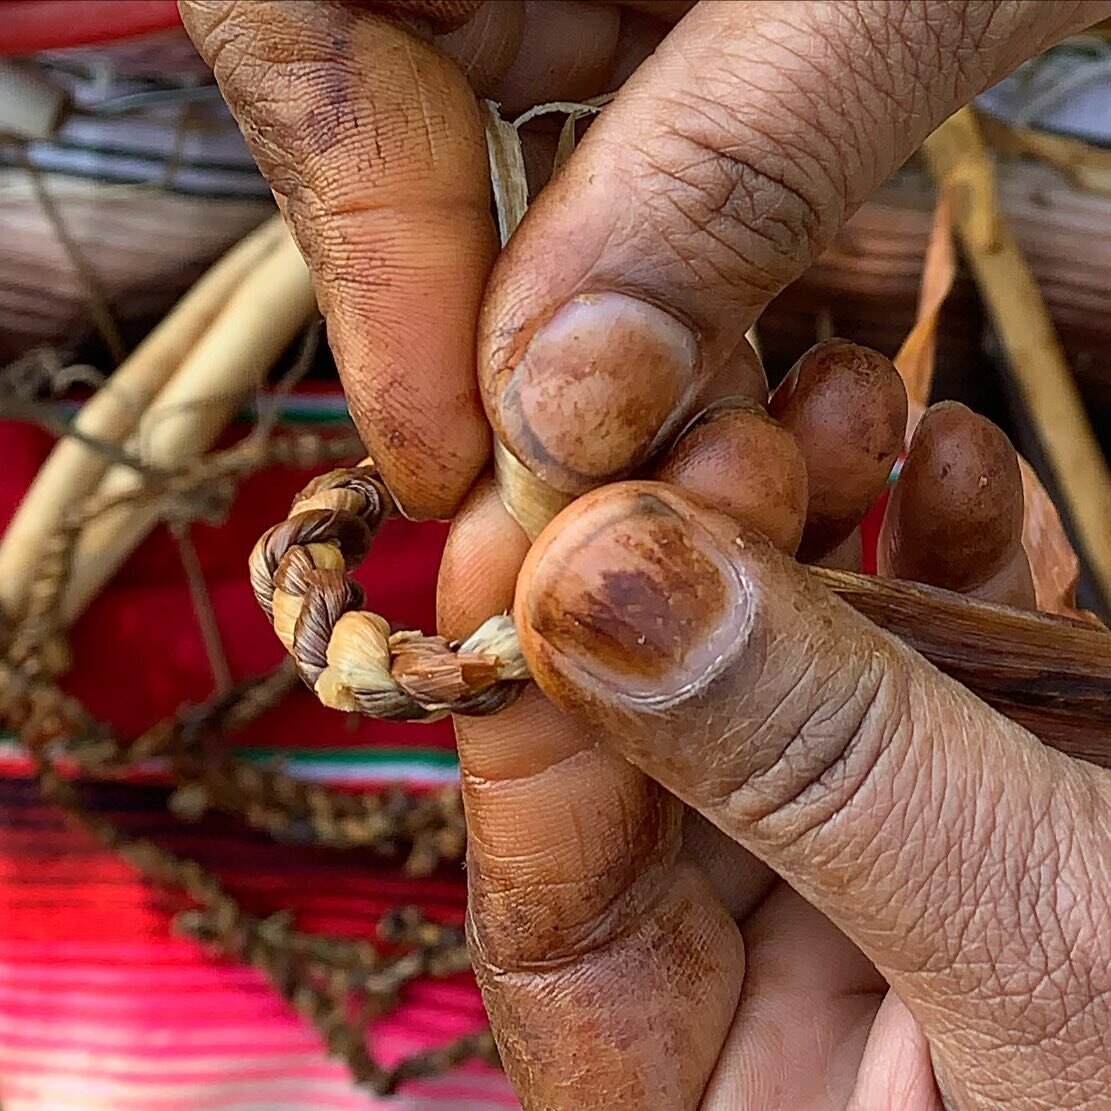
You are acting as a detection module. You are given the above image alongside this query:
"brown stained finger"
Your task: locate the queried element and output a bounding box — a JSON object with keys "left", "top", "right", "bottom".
{"left": 351, "top": 0, "right": 486, "bottom": 33}
{"left": 607, "top": 6, "right": 670, "bottom": 89}
{"left": 691, "top": 334, "right": 768, "bottom": 409}
{"left": 488, "top": 0, "right": 622, "bottom": 116}
{"left": 253, "top": 459, "right": 1111, "bottom": 751}
{"left": 437, "top": 478, "right": 531, "bottom": 642}
{"left": 770, "top": 340, "right": 907, "bottom": 564}
{"left": 653, "top": 399, "right": 808, "bottom": 556}
{"left": 359, "top": 0, "right": 693, "bottom": 34}
{"left": 180, "top": 1, "right": 495, "bottom": 520}
{"left": 518, "top": 125, "right": 561, "bottom": 200}
{"left": 515, "top": 481, "right": 1111, "bottom": 1111}
{"left": 436, "top": 480, "right": 744, "bottom": 1110}
{"left": 966, "top": 550, "right": 1036, "bottom": 609}
{"left": 609, "top": 0, "right": 696, "bottom": 20}
{"left": 479, "top": 2, "right": 1104, "bottom": 512}
{"left": 814, "top": 528, "right": 863, "bottom": 572}
{"left": 435, "top": 0, "right": 526, "bottom": 95}
{"left": 878, "top": 400, "right": 1036, "bottom": 608}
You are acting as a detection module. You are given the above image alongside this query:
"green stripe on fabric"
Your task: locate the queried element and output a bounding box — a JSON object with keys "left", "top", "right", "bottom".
{"left": 233, "top": 746, "right": 459, "bottom": 768}
{"left": 53, "top": 395, "right": 355, "bottom": 427}
{"left": 0, "top": 734, "right": 458, "bottom": 770}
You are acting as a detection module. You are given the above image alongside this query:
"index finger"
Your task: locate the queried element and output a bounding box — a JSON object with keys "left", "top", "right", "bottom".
{"left": 438, "top": 478, "right": 744, "bottom": 1110}
{"left": 180, "top": 0, "right": 495, "bottom": 519}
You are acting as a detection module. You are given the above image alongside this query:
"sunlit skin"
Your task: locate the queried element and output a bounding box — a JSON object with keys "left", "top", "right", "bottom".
{"left": 183, "top": 3, "right": 1111, "bottom": 1107}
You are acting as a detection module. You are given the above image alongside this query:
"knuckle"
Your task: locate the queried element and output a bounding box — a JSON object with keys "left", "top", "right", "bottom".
{"left": 621, "top": 94, "right": 832, "bottom": 308}
{"left": 464, "top": 779, "right": 683, "bottom": 972}
{"left": 699, "top": 638, "right": 913, "bottom": 860}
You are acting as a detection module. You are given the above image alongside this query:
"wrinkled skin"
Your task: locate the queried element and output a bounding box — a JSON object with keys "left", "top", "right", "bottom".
{"left": 181, "top": 2, "right": 1111, "bottom": 1108}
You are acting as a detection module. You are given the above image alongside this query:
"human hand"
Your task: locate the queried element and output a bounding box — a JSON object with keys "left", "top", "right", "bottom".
{"left": 438, "top": 369, "right": 1111, "bottom": 1109}
{"left": 180, "top": 0, "right": 1109, "bottom": 518}
{"left": 182, "top": 2, "right": 1111, "bottom": 1106}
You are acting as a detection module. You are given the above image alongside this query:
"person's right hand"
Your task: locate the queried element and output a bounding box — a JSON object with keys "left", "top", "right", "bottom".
{"left": 179, "top": 0, "right": 1110, "bottom": 519}
{"left": 437, "top": 374, "right": 1111, "bottom": 1111}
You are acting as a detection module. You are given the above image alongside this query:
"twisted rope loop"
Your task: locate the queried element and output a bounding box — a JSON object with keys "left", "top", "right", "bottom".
{"left": 248, "top": 460, "right": 529, "bottom": 721}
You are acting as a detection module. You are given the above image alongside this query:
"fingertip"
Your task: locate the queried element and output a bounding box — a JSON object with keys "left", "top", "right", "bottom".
{"left": 516, "top": 481, "right": 748, "bottom": 715}
{"left": 437, "top": 477, "right": 529, "bottom": 640}
{"left": 189, "top": 0, "right": 497, "bottom": 520}
{"left": 488, "top": 0, "right": 621, "bottom": 115}
{"left": 772, "top": 340, "right": 907, "bottom": 563}
{"left": 363, "top": 0, "right": 485, "bottom": 34}
{"left": 966, "top": 549, "right": 1036, "bottom": 609}
{"left": 435, "top": 0, "right": 525, "bottom": 94}
{"left": 654, "top": 400, "right": 808, "bottom": 555}
{"left": 878, "top": 400, "right": 1031, "bottom": 602}
{"left": 607, "top": 7, "right": 669, "bottom": 89}
{"left": 693, "top": 336, "right": 768, "bottom": 408}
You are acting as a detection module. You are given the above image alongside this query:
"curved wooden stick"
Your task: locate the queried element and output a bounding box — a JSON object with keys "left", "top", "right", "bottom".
{"left": 0, "top": 216, "right": 288, "bottom": 618}
{"left": 813, "top": 567, "right": 1111, "bottom": 767}
{"left": 62, "top": 225, "right": 315, "bottom": 622}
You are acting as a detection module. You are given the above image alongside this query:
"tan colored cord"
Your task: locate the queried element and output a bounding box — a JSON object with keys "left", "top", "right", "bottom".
{"left": 248, "top": 462, "right": 528, "bottom": 722}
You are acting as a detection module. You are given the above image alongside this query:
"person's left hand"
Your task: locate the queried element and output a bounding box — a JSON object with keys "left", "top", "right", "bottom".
{"left": 437, "top": 343, "right": 1111, "bottom": 1110}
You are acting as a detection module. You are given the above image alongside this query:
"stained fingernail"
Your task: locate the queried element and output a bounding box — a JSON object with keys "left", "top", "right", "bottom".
{"left": 497, "top": 293, "right": 700, "bottom": 494}
{"left": 654, "top": 400, "right": 808, "bottom": 555}
{"left": 881, "top": 401, "right": 1024, "bottom": 591}
{"left": 520, "top": 487, "right": 742, "bottom": 701}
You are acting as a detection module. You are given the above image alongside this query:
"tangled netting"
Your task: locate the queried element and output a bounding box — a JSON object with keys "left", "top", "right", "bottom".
{"left": 0, "top": 371, "right": 499, "bottom": 1096}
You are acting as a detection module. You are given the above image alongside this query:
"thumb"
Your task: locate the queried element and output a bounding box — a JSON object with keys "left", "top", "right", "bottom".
{"left": 516, "top": 482, "right": 1111, "bottom": 1109}
{"left": 480, "top": 0, "right": 1110, "bottom": 494}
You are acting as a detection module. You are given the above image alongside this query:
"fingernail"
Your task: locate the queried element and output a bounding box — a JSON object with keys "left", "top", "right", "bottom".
{"left": 521, "top": 487, "right": 743, "bottom": 702}
{"left": 497, "top": 293, "right": 700, "bottom": 494}
{"left": 882, "top": 401, "right": 1024, "bottom": 590}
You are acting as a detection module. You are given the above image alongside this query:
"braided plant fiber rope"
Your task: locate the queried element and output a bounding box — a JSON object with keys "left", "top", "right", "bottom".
{"left": 249, "top": 463, "right": 529, "bottom": 723}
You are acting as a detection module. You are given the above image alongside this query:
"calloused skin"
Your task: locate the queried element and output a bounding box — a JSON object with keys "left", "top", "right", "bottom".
{"left": 181, "top": 2, "right": 1111, "bottom": 1108}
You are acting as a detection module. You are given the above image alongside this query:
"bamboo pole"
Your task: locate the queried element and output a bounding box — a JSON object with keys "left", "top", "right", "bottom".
{"left": 0, "top": 215, "right": 288, "bottom": 616}
{"left": 61, "top": 226, "right": 315, "bottom": 622}
{"left": 923, "top": 108, "right": 1111, "bottom": 611}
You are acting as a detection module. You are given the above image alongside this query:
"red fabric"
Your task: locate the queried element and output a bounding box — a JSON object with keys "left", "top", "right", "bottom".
{"left": 0, "top": 0, "right": 181, "bottom": 55}
{"left": 859, "top": 486, "right": 890, "bottom": 576}
{"left": 0, "top": 412, "right": 517, "bottom": 1109}
{"left": 0, "top": 418, "right": 454, "bottom": 748}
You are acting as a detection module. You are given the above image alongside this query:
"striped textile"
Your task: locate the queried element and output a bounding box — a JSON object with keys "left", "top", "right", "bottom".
{"left": 0, "top": 390, "right": 520, "bottom": 1111}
